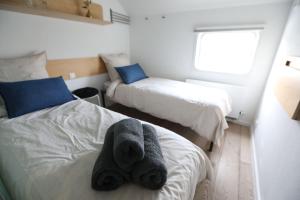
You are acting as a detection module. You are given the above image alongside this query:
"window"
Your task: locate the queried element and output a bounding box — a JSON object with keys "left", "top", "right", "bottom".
{"left": 194, "top": 29, "right": 260, "bottom": 74}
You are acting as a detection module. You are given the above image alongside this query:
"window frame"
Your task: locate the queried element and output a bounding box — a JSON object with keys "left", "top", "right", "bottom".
{"left": 193, "top": 27, "right": 262, "bottom": 75}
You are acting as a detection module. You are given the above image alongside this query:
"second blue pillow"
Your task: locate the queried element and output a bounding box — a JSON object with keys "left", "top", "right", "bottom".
{"left": 116, "top": 64, "right": 148, "bottom": 84}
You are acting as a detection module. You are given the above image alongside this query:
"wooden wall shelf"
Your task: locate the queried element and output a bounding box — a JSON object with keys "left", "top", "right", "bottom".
{"left": 0, "top": 1, "right": 112, "bottom": 25}
{"left": 274, "top": 56, "right": 300, "bottom": 121}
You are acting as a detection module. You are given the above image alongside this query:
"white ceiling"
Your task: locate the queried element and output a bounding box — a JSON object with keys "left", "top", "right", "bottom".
{"left": 119, "top": 0, "right": 292, "bottom": 15}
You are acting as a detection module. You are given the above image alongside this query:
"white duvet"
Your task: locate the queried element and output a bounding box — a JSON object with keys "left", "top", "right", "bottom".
{"left": 107, "top": 77, "right": 232, "bottom": 145}
{"left": 0, "top": 100, "right": 212, "bottom": 200}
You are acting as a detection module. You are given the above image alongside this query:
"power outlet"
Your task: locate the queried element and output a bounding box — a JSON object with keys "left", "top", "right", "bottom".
{"left": 255, "top": 120, "right": 260, "bottom": 129}
{"left": 239, "top": 111, "right": 246, "bottom": 119}
{"left": 69, "top": 72, "right": 76, "bottom": 79}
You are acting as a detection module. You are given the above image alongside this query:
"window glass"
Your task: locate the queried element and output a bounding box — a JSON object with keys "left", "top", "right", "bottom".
{"left": 194, "top": 30, "right": 260, "bottom": 74}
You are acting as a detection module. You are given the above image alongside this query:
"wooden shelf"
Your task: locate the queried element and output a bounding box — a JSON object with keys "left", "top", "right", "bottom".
{"left": 0, "top": 2, "right": 112, "bottom": 25}
{"left": 274, "top": 56, "right": 300, "bottom": 121}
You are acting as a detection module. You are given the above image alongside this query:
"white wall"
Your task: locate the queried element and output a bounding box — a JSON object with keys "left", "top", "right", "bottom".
{"left": 119, "top": 0, "right": 292, "bottom": 15}
{"left": 130, "top": 2, "right": 291, "bottom": 124}
{"left": 253, "top": 2, "right": 300, "bottom": 200}
{"left": 0, "top": 0, "right": 130, "bottom": 93}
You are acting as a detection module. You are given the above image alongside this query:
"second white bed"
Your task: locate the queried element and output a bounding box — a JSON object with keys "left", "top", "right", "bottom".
{"left": 107, "top": 77, "right": 232, "bottom": 145}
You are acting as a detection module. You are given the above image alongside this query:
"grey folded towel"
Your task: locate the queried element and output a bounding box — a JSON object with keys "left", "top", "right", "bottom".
{"left": 113, "top": 118, "right": 145, "bottom": 172}
{"left": 131, "top": 124, "right": 167, "bottom": 190}
{"left": 91, "top": 125, "right": 129, "bottom": 191}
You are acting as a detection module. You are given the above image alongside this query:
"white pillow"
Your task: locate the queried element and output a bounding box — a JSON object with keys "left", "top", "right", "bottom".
{"left": 0, "top": 52, "right": 48, "bottom": 82}
{"left": 0, "top": 52, "right": 49, "bottom": 117}
{"left": 101, "top": 53, "right": 130, "bottom": 81}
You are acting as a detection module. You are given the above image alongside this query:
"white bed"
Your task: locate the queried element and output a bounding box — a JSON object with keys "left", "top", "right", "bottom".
{"left": 106, "top": 77, "right": 232, "bottom": 146}
{"left": 0, "top": 100, "right": 213, "bottom": 200}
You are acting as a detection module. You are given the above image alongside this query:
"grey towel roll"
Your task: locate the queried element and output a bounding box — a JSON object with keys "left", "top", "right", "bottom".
{"left": 91, "top": 125, "right": 129, "bottom": 191}
{"left": 113, "top": 118, "right": 145, "bottom": 172}
{"left": 131, "top": 124, "right": 167, "bottom": 190}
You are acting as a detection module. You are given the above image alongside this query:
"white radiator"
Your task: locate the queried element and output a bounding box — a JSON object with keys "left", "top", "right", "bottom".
{"left": 186, "top": 79, "right": 245, "bottom": 120}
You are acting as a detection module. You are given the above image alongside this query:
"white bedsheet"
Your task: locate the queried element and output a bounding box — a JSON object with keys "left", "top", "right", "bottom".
{"left": 107, "top": 77, "right": 232, "bottom": 145}
{"left": 0, "top": 100, "right": 212, "bottom": 200}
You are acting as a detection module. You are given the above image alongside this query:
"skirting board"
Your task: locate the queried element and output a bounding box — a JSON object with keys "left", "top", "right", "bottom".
{"left": 250, "top": 125, "right": 262, "bottom": 200}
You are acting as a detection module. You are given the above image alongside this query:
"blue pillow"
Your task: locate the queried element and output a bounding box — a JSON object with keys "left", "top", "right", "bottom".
{"left": 0, "top": 77, "right": 75, "bottom": 118}
{"left": 115, "top": 64, "right": 147, "bottom": 84}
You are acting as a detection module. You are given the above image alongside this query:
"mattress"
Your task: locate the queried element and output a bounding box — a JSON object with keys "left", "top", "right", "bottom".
{"left": 107, "top": 77, "right": 232, "bottom": 145}
{"left": 0, "top": 100, "right": 213, "bottom": 200}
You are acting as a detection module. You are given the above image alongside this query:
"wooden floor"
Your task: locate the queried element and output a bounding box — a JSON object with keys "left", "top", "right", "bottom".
{"left": 211, "top": 123, "right": 255, "bottom": 200}
{"left": 107, "top": 104, "right": 255, "bottom": 200}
